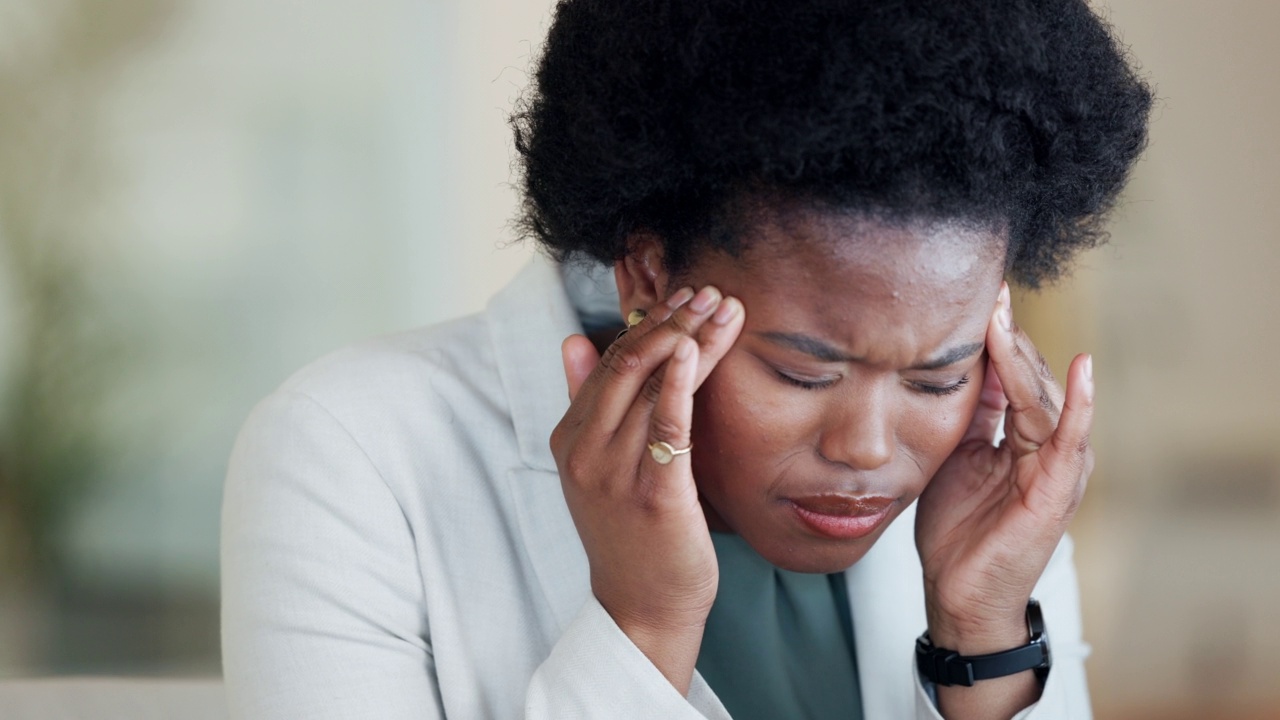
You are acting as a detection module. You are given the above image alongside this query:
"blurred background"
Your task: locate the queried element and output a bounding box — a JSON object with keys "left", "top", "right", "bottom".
{"left": 0, "top": 1, "right": 1273, "bottom": 718}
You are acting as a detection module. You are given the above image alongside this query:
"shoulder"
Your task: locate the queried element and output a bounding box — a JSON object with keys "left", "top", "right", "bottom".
{"left": 267, "top": 256, "right": 574, "bottom": 438}
{"left": 277, "top": 313, "right": 503, "bottom": 425}
{"left": 231, "top": 256, "right": 577, "bottom": 507}
{"left": 239, "top": 311, "right": 518, "bottom": 488}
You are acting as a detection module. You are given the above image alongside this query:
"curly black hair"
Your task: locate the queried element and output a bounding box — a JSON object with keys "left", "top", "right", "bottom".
{"left": 512, "top": 0, "right": 1152, "bottom": 287}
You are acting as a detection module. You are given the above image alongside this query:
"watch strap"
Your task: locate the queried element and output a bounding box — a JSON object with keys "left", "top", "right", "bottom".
{"left": 915, "top": 599, "right": 1052, "bottom": 687}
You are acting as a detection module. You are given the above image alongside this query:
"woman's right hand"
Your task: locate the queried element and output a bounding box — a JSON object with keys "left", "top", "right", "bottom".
{"left": 550, "top": 285, "right": 745, "bottom": 694}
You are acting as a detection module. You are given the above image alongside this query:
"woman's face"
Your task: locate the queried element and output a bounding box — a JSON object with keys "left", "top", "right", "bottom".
{"left": 679, "top": 211, "right": 1006, "bottom": 573}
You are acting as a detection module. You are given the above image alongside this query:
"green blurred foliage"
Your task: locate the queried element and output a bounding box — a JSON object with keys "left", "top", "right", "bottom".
{"left": 0, "top": 0, "right": 173, "bottom": 583}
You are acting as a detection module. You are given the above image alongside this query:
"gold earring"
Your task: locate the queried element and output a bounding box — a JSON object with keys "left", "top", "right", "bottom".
{"left": 615, "top": 308, "right": 647, "bottom": 341}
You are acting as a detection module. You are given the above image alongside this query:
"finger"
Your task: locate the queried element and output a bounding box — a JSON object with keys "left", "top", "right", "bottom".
{"left": 621, "top": 290, "right": 744, "bottom": 393}
{"left": 613, "top": 293, "right": 744, "bottom": 448}
{"left": 562, "top": 335, "right": 601, "bottom": 402}
{"left": 986, "top": 283, "right": 1064, "bottom": 451}
{"left": 559, "top": 285, "right": 694, "bottom": 421}
{"left": 960, "top": 355, "right": 1007, "bottom": 444}
{"left": 648, "top": 337, "right": 698, "bottom": 453}
{"left": 690, "top": 295, "right": 745, "bottom": 390}
{"left": 635, "top": 336, "right": 700, "bottom": 504}
{"left": 1028, "top": 353, "right": 1095, "bottom": 522}
{"left": 612, "top": 286, "right": 696, "bottom": 347}
{"left": 579, "top": 285, "right": 723, "bottom": 436}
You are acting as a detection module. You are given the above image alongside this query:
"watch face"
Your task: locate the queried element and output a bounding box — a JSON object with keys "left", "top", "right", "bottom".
{"left": 1027, "top": 598, "right": 1052, "bottom": 676}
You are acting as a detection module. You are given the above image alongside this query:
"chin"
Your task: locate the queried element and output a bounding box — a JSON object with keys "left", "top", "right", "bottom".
{"left": 748, "top": 529, "right": 882, "bottom": 575}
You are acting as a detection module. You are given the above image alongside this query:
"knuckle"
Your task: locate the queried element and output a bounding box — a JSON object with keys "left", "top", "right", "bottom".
{"left": 630, "top": 468, "right": 694, "bottom": 516}
{"left": 648, "top": 302, "right": 677, "bottom": 325}
{"left": 1062, "top": 488, "right": 1083, "bottom": 520}
{"left": 1011, "top": 339, "right": 1031, "bottom": 364}
{"left": 597, "top": 339, "right": 623, "bottom": 367}
{"left": 561, "top": 451, "right": 595, "bottom": 486}
{"left": 1038, "top": 386, "right": 1057, "bottom": 414}
{"left": 639, "top": 373, "right": 664, "bottom": 406}
{"left": 632, "top": 472, "right": 664, "bottom": 513}
{"left": 665, "top": 308, "right": 698, "bottom": 336}
{"left": 1012, "top": 341, "right": 1054, "bottom": 385}
{"left": 1034, "top": 352, "right": 1055, "bottom": 381}
{"left": 605, "top": 344, "right": 645, "bottom": 378}
{"left": 549, "top": 423, "right": 569, "bottom": 455}
{"left": 649, "top": 414, "right": 689, "bottom": 446}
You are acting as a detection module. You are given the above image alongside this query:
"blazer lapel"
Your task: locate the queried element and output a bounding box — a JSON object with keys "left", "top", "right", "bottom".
{"left": 506, "top": 467, "right": 590, "bottom": 632}
{"left": 487, "top": 257, "right": 594, "bottom": 630}
{"left": 486, "top": 256, "right": 580, "bottom": 473}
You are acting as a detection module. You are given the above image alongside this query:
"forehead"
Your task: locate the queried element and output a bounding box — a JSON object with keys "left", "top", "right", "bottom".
{"left": 690, "top": 209, "right": 1006, "bottom": 360}
{"left": 742, "top": 208, "right": 1002, "bottom": 283}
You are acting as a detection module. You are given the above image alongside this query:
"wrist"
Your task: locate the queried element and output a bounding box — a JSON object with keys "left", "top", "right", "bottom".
{"left": 919, "top": 599, "right": 1051, "bottom": 694}
{"left": 926, "top": 604, "right": 1030, "bottom": 656}
{"left": 612, "top": 612, "right": 707, "bottom": 696}
{"left": 595, "top": 588, "right": 713, "bottom": 639}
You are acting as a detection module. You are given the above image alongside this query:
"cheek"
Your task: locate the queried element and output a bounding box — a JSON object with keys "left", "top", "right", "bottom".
{"left": 900, "top": 364, "right": 987, "bottom": 478}
{"left": 690, "top": 353, "right": 817, "bottom": 479}
{"left": 692, "top": 356, "right": 774, "bottom": 461}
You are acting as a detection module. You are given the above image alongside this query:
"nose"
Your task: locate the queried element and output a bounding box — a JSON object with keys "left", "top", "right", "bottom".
{"left": 817, "top": 382, "right": 895, "bottom": 471}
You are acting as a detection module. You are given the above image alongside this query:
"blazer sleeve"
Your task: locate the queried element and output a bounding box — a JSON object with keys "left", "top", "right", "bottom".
{"left": 221, "top": 391, "right": 444, "bottom": 720}
{"left": 911, "top": 534, "right": 1093, "bottom": 720}
{"left": 526, "top": 596, "right": 732, "bottom": 719}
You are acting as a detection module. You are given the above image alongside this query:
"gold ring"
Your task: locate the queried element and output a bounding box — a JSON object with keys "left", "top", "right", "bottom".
{"left": 648, "top": 440, "right": 692, "bottom": 465}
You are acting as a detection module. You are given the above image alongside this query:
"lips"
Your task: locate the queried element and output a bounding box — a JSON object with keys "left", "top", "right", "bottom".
{"left": 788, "top": 494, "right": 896, "bottom": 540}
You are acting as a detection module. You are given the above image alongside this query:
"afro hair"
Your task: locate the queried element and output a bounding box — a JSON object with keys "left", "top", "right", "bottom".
{"left": 512, "top": 0, "right": 1153, "bottom": 287}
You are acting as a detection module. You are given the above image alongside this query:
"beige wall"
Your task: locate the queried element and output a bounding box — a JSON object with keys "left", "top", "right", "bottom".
{"left": 1019, "top": 2, "right": 1280, "bottom": 717}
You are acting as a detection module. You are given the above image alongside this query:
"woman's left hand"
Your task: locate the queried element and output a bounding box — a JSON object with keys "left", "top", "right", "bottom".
{"left": 915, "top": 282, "right": 1095, "bottom": 654}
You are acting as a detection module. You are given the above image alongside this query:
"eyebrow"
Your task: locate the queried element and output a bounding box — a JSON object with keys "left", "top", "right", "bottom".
{"left": 757, "top": 332, "right": 984, "bottom": 370}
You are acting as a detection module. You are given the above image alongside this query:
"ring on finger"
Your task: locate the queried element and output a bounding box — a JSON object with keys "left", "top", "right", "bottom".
{"left": 648, "top": 440, "right": 692, "bottom": 465}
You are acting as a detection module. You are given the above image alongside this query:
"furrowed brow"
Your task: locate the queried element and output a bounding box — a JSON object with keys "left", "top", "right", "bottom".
{"left": 759, "top": 332, "right": 983, "bottom": 370}
{"left": 909, "top": 341, "right": 985, "bottom": 371}
{"left": 757, "top": 332, "right": 857, "bottom": 363}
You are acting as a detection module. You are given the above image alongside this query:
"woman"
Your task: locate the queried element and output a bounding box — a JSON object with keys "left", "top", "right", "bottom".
{"left": 221, "top": 1, "right": 1151, "bottom": 719}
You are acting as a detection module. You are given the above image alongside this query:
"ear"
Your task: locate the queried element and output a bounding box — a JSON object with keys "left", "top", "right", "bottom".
{"left": 614, "top": 233, "right": 672, "bottom": 319}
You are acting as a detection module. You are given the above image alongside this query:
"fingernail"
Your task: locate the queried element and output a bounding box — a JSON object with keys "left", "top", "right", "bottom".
{"left": 1084, "top": 354, "right": 1093, "bottom": 381}
{"left": 674, "top": 336, "right": 694, "bottom": 360}
{"left": 690, "top": 286, "right": 721, "bottom": 314}
{"left": 669, "top": 287, "right": 695, "bottom": 307}
{"left": 712, "top": 297, "right": 739, "bottom": 325}
{"left": 998, "top": 285, "right": 1012, "bottom": 331}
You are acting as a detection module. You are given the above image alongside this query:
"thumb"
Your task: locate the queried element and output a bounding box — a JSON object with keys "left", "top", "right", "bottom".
{"left": 561, "top": 334, "right": 600, "bottom": 401}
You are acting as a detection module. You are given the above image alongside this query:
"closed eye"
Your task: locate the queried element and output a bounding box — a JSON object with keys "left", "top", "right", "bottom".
{"left": 774, "top": 369, "right": 839, "bottom": 391}
{"left": 911, "top": 375, "right": 971, "bottom": 397}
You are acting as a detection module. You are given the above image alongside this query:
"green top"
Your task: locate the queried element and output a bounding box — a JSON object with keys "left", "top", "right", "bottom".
{"left": 696, "top": 532, "right": 863, "bottom": 720}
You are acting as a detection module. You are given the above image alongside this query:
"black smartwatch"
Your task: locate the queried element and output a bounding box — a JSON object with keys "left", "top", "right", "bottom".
{"left": 915, "top": 599, "right": 1052, "bottom": 687}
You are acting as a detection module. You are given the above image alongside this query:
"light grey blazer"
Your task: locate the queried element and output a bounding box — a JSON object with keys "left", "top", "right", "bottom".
{"left": 221, "top": 256, "right": 1091, "bottom": 719}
